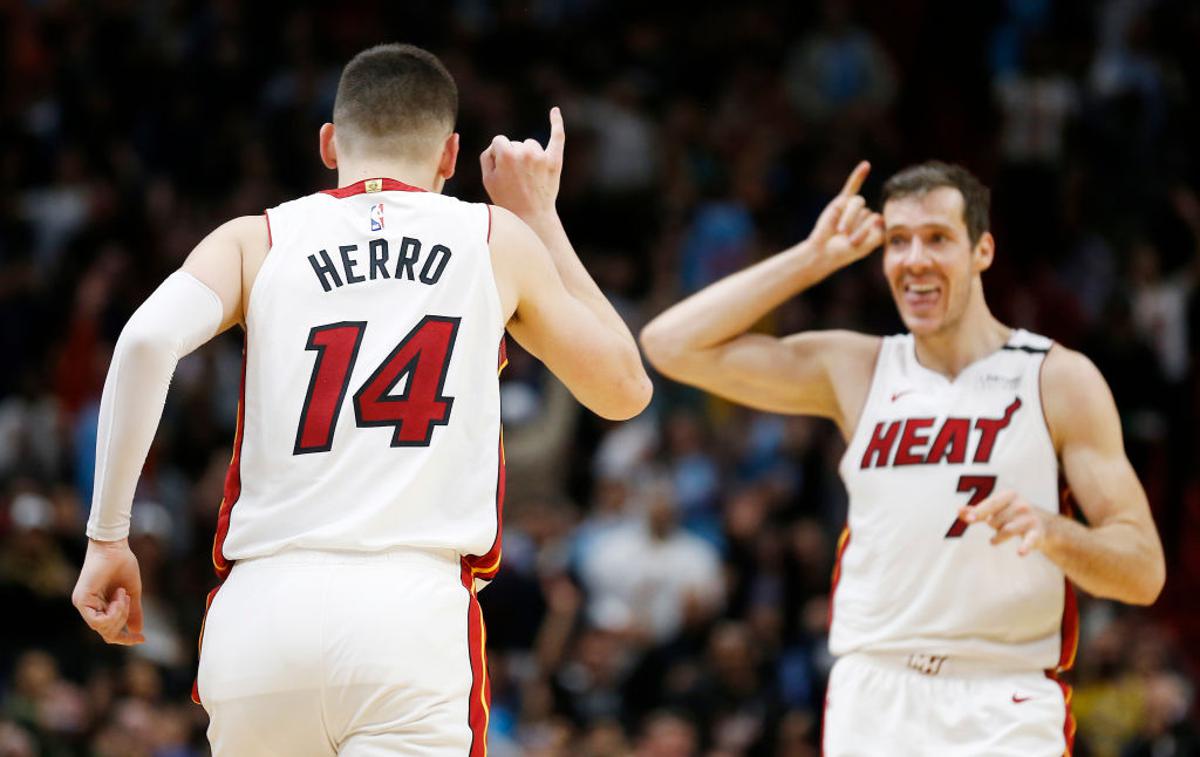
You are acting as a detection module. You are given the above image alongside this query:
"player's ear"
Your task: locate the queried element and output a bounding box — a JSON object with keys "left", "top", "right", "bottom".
{"left": 319, "top": 123, "right": 338, "bottom": 170}
{"left": 438, "top": 133, "right": 460, "bottom": 182}
{"left": 973, "top": 231, "right": 995, "bottom": 272}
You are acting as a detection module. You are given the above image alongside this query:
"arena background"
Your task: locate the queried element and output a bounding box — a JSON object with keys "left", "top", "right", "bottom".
{"left": 1, "top": 1, "right": 1198, "bottom": 755}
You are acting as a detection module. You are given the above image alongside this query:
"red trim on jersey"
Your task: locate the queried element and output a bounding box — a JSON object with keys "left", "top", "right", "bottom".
{"left": 1047, "top": 483, "right": 1079, "bottom": 755}
{"left": 211, "top": 342, "right": 248, "bottom": 580}
{"left": 320, "top": 178, "right": 427, "bottom": 198}
{"left": 460, "top": 561, "right": 491, "bottom": 756}
{"left": 462, "top": 337, "right": 508, "bottom": 583}
{"left": 827, "top": 526, "right": 852, "bottom": 628}
{"left": 192, "top": 339, "right": 248, "bottom": 704}
{"left": 486, "top": 205, "right": 493, "bottom": 243}
{"left": 264, "top": 211, "right": 272, "bottom": 248}
{"left": 1056, "top": 486, "right": 1080, "bottom": 672}
{"left": 1045, "top": 671, "right": 1076, "bottom": 755}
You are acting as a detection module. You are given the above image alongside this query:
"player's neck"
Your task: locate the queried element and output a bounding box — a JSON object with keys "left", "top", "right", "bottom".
{"left": 335, "top": 160, "right": 443, "bottom": 193}
{"left": 912, "top": 294, "right": 1011, "bottom": 379}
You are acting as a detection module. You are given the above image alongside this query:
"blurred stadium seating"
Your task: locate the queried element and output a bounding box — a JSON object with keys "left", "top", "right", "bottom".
{"left": 0, "top": 1, "right": 1197, "bottom": 755}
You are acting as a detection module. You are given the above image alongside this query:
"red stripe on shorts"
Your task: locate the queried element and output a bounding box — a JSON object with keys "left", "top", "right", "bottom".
{"left": 461, "top": 561, "right": 491, "bottom": 756}
{"left": 1045, "top": 671, "right": 1076, "bottom": 755}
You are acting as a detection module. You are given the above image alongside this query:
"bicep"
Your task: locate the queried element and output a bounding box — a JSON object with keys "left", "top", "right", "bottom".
{"left": 1046, "top": 349, "right": 1154, "bottom": 530}
{"left": 180, "top": 215, "right": 265, "bottom": 333}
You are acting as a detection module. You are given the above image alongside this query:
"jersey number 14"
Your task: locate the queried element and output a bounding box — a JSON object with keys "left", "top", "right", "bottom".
{"left": 293, "top": 316, "right": 459, "bottom": 454}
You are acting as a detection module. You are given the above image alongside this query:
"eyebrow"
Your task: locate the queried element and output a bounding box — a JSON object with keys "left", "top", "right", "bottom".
{"left": 884, "top": 223, "right": 958, "bottom": 234}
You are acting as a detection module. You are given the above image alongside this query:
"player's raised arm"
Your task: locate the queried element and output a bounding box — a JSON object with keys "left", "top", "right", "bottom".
{"left": 72, "top": 215, "right": 264, "bottom": 645}
{"left": 483, "top": 108, "right": 651, "bottom": 420}
{"left": 966, "top": 346, "right": 1166, "bottom": 605}
{"left": 639, "top": 163, "right": 884, "bottom": 434}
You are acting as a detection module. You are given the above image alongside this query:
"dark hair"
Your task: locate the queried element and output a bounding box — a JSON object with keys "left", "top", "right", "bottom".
{"left": 881, "top": 161, "right": 991, "bottom": 246}
{"left": 333, "top": 43, "right": 458, "bottom": 159}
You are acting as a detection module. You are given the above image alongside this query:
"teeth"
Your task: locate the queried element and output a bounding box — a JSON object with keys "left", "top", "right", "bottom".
{"left": 907, "top": 284, "right": 937, "bottom": 294}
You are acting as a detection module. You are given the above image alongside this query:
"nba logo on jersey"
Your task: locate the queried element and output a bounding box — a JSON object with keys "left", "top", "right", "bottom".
{"left": 370, "top": 203, "right": 385, "bottom": 232}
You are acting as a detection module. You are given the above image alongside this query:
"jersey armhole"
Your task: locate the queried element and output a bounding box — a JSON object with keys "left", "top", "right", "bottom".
{"left": 1035, "top": 342, "right": 1060, "bottom": 463}
{"left": 838, "top": 336, "right": 889, "bottom": 447}
{"left": 479, "top": 203, "right": 507, "bottom": 333}
{"left": 244, "top": 207, "right": 282, "bottom": 328}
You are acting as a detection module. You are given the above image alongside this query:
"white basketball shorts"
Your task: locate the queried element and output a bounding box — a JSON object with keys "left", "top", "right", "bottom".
{"left": 195, "top": 548, "right": 490, "bottom": 756}
{"left": 823, "top": 652, "right": 1073, "bottom": 756}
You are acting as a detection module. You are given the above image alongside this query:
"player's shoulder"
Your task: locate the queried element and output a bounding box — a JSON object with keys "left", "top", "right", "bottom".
{"left": 1040, "top": 343, "right": 1108, "bottom": 397}
{"left": 206, "top": 215, "right": 268, "bottom": 249}
{"left": 1039, "top": 343, "right": 1116, "bottom": 448}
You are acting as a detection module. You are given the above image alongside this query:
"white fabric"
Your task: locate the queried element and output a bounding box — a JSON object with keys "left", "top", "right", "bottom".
{"left": 223, "top": 185, "right": 504, "bottom": 561}
{"left": 823, "top": 653, "right": 1069, "bottom": 756}
{"left": 197, "top": 548, "right": 477, "bottom": 756}
{"left": 833, "top": 330, "right": 1067, "bottom": 670}
{"left": 87, "top": 271, "right": 222, "bottom": 541}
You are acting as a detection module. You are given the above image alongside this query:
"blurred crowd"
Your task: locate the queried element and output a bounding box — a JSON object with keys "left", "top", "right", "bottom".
{"left": 1, "top": 0, "right": 1199, "bottom": 755}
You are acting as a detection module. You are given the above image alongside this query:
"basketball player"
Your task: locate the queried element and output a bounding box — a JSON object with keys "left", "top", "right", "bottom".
{"left": 640, "top": 161, "right": 1165, "bottom": 755}
{"left": 71, "top": 44, "right": 651, "bottom": 754}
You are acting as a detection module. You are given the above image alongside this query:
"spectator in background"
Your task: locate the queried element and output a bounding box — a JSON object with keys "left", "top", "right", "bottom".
{"left": 782, "top": 0, "right": 896, "bottom": 126}
{"left": 580, "top": 479, "right": 724, "bottom": 646}
{"left": 0, "top": 2, "right": 1197, "bottom": 753}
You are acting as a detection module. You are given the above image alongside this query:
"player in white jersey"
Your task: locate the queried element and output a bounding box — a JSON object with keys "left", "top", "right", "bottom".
{"left": 70, "top": 43, "right": 651, "bottom": 755}
{"left": 641, "top": 161, "right": 1165, "bottom": 756}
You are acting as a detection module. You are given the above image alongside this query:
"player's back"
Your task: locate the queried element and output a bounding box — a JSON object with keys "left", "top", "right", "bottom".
{"left": 215, "top": 178, "right": 505, "bottom": 574}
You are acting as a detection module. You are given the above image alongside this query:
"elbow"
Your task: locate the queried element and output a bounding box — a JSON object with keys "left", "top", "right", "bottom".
{"left": 1109, "top": 553, "right": 1166, "bottom": 607}
{"left": 115, "top": 323, "right": 175, "bottom": 364}
{"left": 639, "top": 321, "right": 682, "bottom": 376}
{"left": 595, "top": 365, "right": 653, "bottom": 421}
{"left": 1128, "top": 557, "right": 1166, "bottom": 606}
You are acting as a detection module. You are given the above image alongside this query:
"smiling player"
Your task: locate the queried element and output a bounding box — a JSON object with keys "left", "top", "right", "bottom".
{"left": 640, "top": 160, "right": 1165, "bottom": 756}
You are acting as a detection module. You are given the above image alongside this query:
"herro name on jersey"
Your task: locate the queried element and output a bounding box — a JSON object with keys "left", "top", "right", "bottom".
{"left": 307, "top": 237, "right": 452, "bottom": 292}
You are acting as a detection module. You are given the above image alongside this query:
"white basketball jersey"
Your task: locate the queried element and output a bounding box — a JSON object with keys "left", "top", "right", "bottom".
{"left": 212, "top": 179, "right": 506, "bottom": 582}
{"left": 832, "top": 329, "right": 1078, "bottom": 672}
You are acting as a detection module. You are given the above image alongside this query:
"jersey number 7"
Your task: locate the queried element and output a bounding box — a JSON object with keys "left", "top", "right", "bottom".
{"left": 945, "top": 474, "right": 996, "bottom": 537}
{"left": 293, "top": 316, "right": 460, "bottom": 455}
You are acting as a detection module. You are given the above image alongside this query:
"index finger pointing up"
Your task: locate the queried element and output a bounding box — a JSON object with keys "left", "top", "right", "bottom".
{"left": 840, "top": 160, "right": 871, "bottom": 198}
{"left": 547, "top": 106, "right": 565, "bottom": 160}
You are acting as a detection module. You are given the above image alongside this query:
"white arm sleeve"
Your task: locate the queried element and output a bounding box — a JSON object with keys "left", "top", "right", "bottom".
{"left": 86, "top": 271, "right": 224, "bottom": 541}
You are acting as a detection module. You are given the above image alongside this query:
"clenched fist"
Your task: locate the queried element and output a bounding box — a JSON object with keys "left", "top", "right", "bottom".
{"left": 73, "top": 538, "right": 145, "bottom": 645}
{"left": 480, "top": 107, "right": 566, "bottom": 218}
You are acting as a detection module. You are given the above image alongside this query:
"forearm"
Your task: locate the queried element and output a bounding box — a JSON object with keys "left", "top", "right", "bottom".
{"left": 1041, "top": 515, "right": 1165, "bottom": 605}
{"left": 641, "top": 241, "right": 831, "bottom": 359}
{"left": 87, "top": 272, "right": 222, "bottom": 541}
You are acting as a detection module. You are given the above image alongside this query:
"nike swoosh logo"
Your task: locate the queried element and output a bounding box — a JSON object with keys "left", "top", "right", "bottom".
{"left": 1011, "top": 695, "right": 1033, "bottom": 704}
{"left": 890, "top": 389, "right": 915, "bottom": 402}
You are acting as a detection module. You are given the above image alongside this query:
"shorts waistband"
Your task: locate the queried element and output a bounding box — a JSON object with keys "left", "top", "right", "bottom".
{"left": 235, "top": 546, "right": 461, "bottom": 570}
{"left": 848, "top": 651, "right": 1041, "bottom": 678}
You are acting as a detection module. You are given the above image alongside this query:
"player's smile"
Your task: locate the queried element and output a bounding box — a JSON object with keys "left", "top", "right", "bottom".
{"left": 902, "top": 280, "right": 942, "bottom": 310}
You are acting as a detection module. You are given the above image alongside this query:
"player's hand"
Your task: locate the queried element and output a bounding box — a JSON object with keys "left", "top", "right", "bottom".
{"left": 72, "top": 538, "right": 146, "bottom": 645}
{"left": 805, "top": 161, "right": 885, "bottom": 271}
{"left": 480, "top": 107, "right": 565, "bottom": 219}
{"left": 961, "top": 490, "right": 1056, "bottom": 556}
